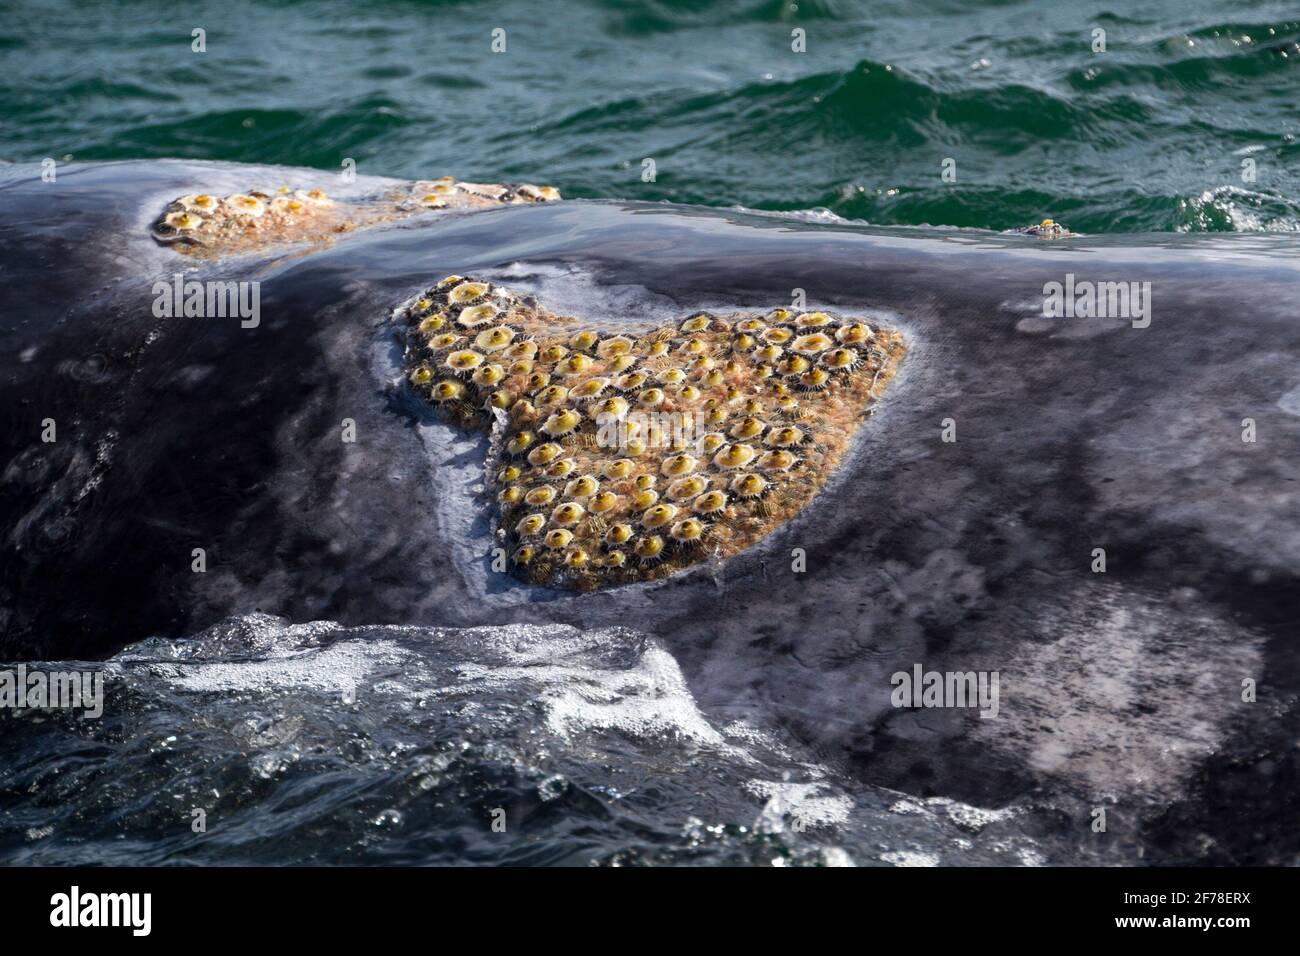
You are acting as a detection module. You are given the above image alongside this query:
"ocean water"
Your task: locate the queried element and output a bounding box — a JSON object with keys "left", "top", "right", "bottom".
{"left": 2, "top": 0, "right": 1298, "bottom": 233}
{"left": 0, "top": 615, "right": 1052, "bottom": 866}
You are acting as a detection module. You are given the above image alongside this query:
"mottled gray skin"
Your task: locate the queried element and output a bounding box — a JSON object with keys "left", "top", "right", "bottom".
{"left": 2, "top": 161, "right": 1297, "bottom": 863}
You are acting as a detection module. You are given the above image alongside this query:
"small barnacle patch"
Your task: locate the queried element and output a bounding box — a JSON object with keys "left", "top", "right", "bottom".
{"left": 398, "top": 275, "right": 906, "bottom": 589}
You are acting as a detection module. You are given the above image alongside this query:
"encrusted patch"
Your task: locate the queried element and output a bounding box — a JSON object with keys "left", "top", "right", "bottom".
{"left": 151, "top": 177, "right": 560, "bottom": 257}
{"left": 401, "top": 276, "right": 907, "bottom": 590}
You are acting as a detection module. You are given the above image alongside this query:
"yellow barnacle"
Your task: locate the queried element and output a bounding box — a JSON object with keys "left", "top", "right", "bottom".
{"left": 473, "top": 364, "right": 506, "bottom": 388}
{"left": 617, "top": 370, "right": 649, "bottom": 391}
{"left": 836, "top": 323, "right": 873, "bottom": 345}
{"left": 705, "top": 406, "right": 728, "bottom": 426}
{"left": 547, "top": 458, "right": 577, "bottom": 479}
{"left": 506, "top": 431, "right": 537, "bottom": 455}
{"left": 681, "top": 339, "right": 708, "bottom": 356}
{"left": 768, "top": 308, "right": 792, "bottom": 323}
{"left": 511, "top": 400, "right": 537, "bottom": 421}
{"left": 692, "top": 490, "right": 728, "bottom": 514}
{"left": 429, "top": 332, "right": 461, "bottom": 350}
{"left": 418, "top": 314, "right": 447, "bottom": 335}
{"left": 512, "top": 545, "right": 536, "bottom": 566}
{"left": 647, "top": 341, "right": 670, "bottom": 357}
{"left": 634, "top": 535, "right": 666, "bottom": 563}
{"left": 795, "top": 311, "right": 833, "bottom": 328}
{"left": 730, "top": 473, "right": 769, "bottom": 498}
{"left": 641, "top": 503, "right": 678, "bottom": 529}
{"left": 541, "top": 409, "right": 582, "bottom": 436}
{"left": 509, "top": 359, "right": 535, "bottom": 377}
{"left": 656, "top": 367, "right": 687, "bottom": 386}
{"left": 624, "top": 438, "right": 648, "bottom": 457}
{"left": 753, "top": 345, "right": 783, "bottom": 365}
{"left": 688, "top": 355, "right": 715, "bottom": 374}
{"left": 527, "top": 371, "right": 552, "bottom": 391}
{"left": 797, "top": 368, "right": 832, "bottom": 391}
{"left": 603, "top": 458, "right": 635, "bottom": 479}
{"left": 632, "top": 488, "right": 659, "bottom": 510}
{"left": 295, "top": 188, "right": 333, "bottom": 207}
{"left": 431, "top": 379, "right": 464, "bottom": 401}
{"left": 736, "top": 318, "right": 766, "bottom": 334}
{"left": 225, "top": 193, "right": 265, "bottom": 217}
{"left": 563, "top": 548, "right": 589, "bottom": 569}
{"left": 420, "top": 194, "right": 447, "bottom": 208}
{"left": 761, "top": 327, "right": 792, "bottom": 345}
{"left": 449, "top": 281, "right": 490, "bottom": 305}
{"left": 713, "top": 443, "right": 757, "bottom": 470}
{"left": 606, "top": 523, "right": 634, "bottom": 545}
{"left": 591, "top": 396, "right": 629, "bottom": 419}
{"left": 565, "top": 475, "right": 600, "bottom": 499}
{"left": 700, "top": 432, "right": 727, "bottom": 454}
{"left": 535, "top": 384, "right": 570, "bottom": 407}
{"left": 777, "top": 395, "right": 800, "bottom": 415}
{"left": 670, "top": 518, "right": 705, "bottom": 543}
{"left": 759, "top": 450, "right": 798, "bottom": 471}
{"left": 525, "top": 486, "right": 557, "bottom": 507}
{"left": 164, "top": 210, "right": 204, "bottom": 231}
{"left": 499, "top": 464, "right": 522, "bottom": 483}
{"left": 499, "top": 486, "right": 524, "bottom": 507}
{"left": 457, "top": 305, "right": 498, "bottom": 328}
{"left": 445, "top": 349, "right": 484, "bottom": 373}
{"left": 791, "top": 333, "right": 834, "bottom": 355}
{"left": 661, "top": 454, "right": 698, "bottom": 477}
{"left": 437, "top": 275, "right": 464, "bottom": 289}
{"left": 678, "top": 385, "right": 701, "bottom": 402}
{"left": 680, "top": 314, "right": 712, "bottom": 333}
{"left": 778, "top": 355, "right": 812, "bottom": 376}
{"left": 637, "top": 387, "right": 665, "bottom": 408}
{"left": 634, "top": 473, "right": 657, "bottom": 491}
{"left": 667, "top": 476, "right": 708, "bottom": 501}
{"left": 409, "top": 366, "right": 433, "bottom": 386}
{"left": 558, "top": 354, "right": 594, "bottom": 376}
{"left": 733, "top": 333, "right": 757, "bottom": 352}
{"left": 551, "top": 501, "right": 586, "bottom": 526}
{"left": 821, "top": 347, "right": 859, "bottom": 371}
{"left": 588, "top": 491, "right": 620, "bottom": 514}
{"left": 603, "top": 550, "right": 627, "bottom": 568}
{"left": 528, "top": 442, "right": 564, "bottom": 466}
{"left": 539, "top": 343, "right": 569, "bottom": 364}
{"left": 729, "top": 417, "right": 766, "bottom": 440}
{"left": 474, "top": 326, "right": 515, "bottom": 351}
{"left": 544, "top": 529, "right": 574, "bottom": 550}
{"left": 178, "top": 193, "right": 219, "bottom": 213}
{"left": 596, "top": 336, "right": 636, "bottom": 359}
{"left": 571, "top": 377, "right": 609, "bottom": 399}
{"left": 516, "top": 514, "right": 547, "bottom": 537}
{"left": 609, "top": 353, "right": 638, "bottom": 373}
{"left": 569, "top": 330, "right": 599, "bottom": 352}
{"left": 743, "top": 399, "right": 764, "bottom": 415}
{"left": 766, "top": 426, "right": 805, "bottom": 448}
{"left": 504, "top": 340, "right": 538, "bottom": 361}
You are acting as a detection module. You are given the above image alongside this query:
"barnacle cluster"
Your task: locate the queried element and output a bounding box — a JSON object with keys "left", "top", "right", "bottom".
{"left": 151, "top": 176, "right": 561, "bottom": 257}
{"left": 402, "top": 277, "right": 907, "bottom": 590}
{"left": 1014, "top": 218, "right": 1075, "bottom": 239}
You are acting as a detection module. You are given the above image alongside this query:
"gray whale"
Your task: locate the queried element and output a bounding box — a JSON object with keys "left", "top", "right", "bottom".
{"left": 2, "top": 160, "right": 1297, "bottom": 862}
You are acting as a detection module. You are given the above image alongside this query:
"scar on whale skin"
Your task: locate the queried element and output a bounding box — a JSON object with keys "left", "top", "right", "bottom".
{"left": 400, "top": 276, "right": 907, "bottom": 590}
{"left": 151, "top": 176, "right": 560, "bottom": 258}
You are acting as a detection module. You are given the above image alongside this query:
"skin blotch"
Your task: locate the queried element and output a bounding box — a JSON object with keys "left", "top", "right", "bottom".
{"left": 151, "top": 177, "right": 561, "bottom": 258}
{"left": 401, "top": 277, "right": 907, "bottom": 591}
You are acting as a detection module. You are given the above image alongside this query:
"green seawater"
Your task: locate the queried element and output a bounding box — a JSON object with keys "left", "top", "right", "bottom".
{"left": 2, "top": 0, "right": 1298, "bottom": 232}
